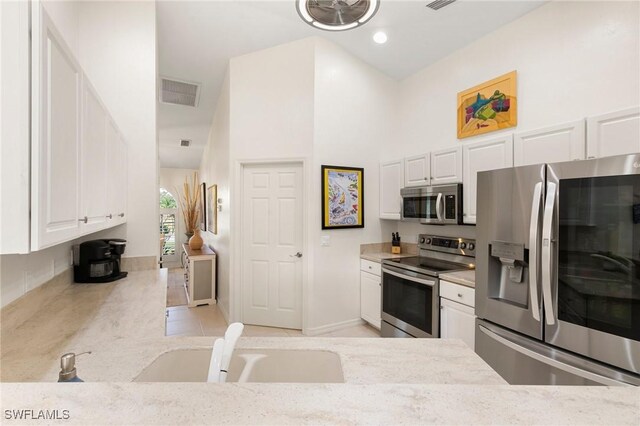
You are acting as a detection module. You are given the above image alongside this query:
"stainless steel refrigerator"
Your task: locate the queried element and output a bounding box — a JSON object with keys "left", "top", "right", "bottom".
{"left": 475, "top": 153, "right": 640, "bottom": 386}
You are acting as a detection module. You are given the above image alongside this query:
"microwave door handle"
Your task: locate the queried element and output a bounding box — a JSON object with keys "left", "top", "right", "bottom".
{"left": 528, "top": 182, "right": 543, "bottom": 322}
{"left": 541, "top": 181, "right": 557, "bottom": 325}
{"left": 436, "top": 193, "right": 443, "bottom": 222}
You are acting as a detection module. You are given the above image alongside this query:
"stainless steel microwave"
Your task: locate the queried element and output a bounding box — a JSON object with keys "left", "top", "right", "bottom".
{"left": 400, "top": 183, "right": 463, "bottom": 225}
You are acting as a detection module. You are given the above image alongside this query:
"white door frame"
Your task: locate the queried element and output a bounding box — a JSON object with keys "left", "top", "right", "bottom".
{"left": 231, "top": 158, "right": 310, "bottom": 333}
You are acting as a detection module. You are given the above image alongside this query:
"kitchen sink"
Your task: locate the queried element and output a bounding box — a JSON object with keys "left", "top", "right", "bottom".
{"left": 134, "top": 348, "right": 344, "bottom": 383}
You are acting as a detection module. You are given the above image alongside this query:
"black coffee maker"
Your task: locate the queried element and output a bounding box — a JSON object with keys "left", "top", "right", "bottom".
{"left": 73, "top": 239, "right": 128, "bottom": 283}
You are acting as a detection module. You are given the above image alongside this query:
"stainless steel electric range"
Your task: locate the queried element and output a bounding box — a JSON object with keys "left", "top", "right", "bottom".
{"left": 381, "top": 234, "right": 476, "bottom": 338}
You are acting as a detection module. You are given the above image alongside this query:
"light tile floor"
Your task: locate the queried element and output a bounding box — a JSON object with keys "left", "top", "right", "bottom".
{"left": 165, "top": 304, "right": 381, "bottom": 338}
{"left": 165, "top": 267, "right": 381, "bottom": 338}
{"left": 166, "top": 268, "right": 188, "bottom": 307}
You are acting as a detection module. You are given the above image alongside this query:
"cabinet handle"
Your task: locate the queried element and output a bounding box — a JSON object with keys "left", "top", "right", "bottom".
{"left": 119, "top": 213, "right": 125, "bottom": 217}
{"left": 79, "top": 216, "right": 88, "bottom": 224}
{"left": 107, "top": 214, "right": 113, "bottom": 219}
{"left": 458, "top": 293, "right": 463, "bottom": 297}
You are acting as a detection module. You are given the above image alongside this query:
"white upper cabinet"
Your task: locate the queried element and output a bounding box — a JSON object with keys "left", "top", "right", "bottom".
{"left": 31, "top": 6, "right": 82, "bottom": 250}
{"left": 586, "top": 107, "right": 640, "bottom": 159}
{"left": 22, "top": 3, "right": 129, "bottom": 252}
{"left": 462, "top": 135, "right": 513, "bottom": 224}
{"left": 514, "top": 120, "right": 585, "bottom": 166}
{"left": 106, "top": 122, "right": 128, "bottom": 225}
{"left": 431, "top": 147, "right": 463, "bottom": 185}
{"left": 116, "top": 133, "right": 128, "bottom": 223}
{"left": 80, "top": 79, "right": 109, "bottom": 234}
{"left": 404, "top": 153, "right": 430, "bottom": 187}
{"left": 380, "top": 160, "right": 404, "bottom": 220}
{"left": 0, "top": 1, "right": 30, "bottom": 254}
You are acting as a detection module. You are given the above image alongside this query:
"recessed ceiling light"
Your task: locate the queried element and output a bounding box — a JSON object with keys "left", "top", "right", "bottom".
{"left": 373, "top": 31, "right": 387, "bottom": 44}
{"left": 296, "top": 0, "right": 380, "bottom": 32}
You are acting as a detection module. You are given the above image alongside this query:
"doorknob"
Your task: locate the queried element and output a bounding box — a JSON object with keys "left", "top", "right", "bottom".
{"left": 290, "top": 252, "right": 303, "bottom": 258}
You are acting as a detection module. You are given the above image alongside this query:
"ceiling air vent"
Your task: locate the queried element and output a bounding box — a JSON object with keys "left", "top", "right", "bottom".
{"left": 426, "top": 0, "right": 456, "bottom": 11}
{"left": 160, "top": 77, "right": 200, "bottom": 107}
{"left": 180, "top": 139, "right": 191, "bottom": 147}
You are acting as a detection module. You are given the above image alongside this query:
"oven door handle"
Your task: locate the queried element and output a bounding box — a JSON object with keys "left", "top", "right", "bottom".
{"left": 382, "top": 267, "right": 436, "bottom": 287}
{"left": 436, "top": 193, "right": 443, "bottom": 222}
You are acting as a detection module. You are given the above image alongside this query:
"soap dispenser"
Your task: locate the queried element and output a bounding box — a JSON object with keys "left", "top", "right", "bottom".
{"left": 58, "top": 352, "right": 91, "bottom": 382}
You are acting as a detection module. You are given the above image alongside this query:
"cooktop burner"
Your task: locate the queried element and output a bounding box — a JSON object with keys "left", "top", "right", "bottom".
{"left": 382, "top": 256, "right": 474, "bottom": 277}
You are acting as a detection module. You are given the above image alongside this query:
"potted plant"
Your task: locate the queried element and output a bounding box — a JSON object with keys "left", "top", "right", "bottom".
{"left": 177, "top": 172, "right": 203, "bottom": 250}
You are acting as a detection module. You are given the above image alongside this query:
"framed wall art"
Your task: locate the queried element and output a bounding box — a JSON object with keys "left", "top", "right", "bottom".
{"left": 457, "top": 70, "right": 517, "bottom": 139}
{"left": 199, "top": 182, "right": 207, "bottom": 231}
{"left": 321, "top": 165, "right": 364, "bottom": 230}
{"left": 207, "top": 184, "right": 217, "bottom": 235}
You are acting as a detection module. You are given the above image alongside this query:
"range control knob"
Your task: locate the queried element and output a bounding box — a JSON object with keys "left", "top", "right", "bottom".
{"left": 425, "top": 238, "right": 432, "bottom": 244}
{"left": 419, "top": 237, "right": 426, "bottom": 244}
{"left": 468, "top": 243, "right": 475, "bottom": 251}
{"left": 460, "top": 242, "right": 467, "bottom": 249}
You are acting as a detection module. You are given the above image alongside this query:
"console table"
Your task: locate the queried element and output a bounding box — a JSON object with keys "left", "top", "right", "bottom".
{"left": 182, "top": 243, "right": 216, "bottom": 307}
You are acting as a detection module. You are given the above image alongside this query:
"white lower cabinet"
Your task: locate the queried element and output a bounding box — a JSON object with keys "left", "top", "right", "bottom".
{"left": 440, "top": 280, "right": 475, "bottom": 349}
{"left": 360, "top": 259, "right": 381, "bottom": 329}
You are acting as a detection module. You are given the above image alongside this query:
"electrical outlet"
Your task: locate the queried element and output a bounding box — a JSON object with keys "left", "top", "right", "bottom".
{"left": 320, "top": 235, "right": 330, "bottom": 247}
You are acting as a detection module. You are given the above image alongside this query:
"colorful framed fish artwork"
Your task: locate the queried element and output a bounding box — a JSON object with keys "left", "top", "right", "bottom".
{"left": 457, "top": 70, "right": 517, "bottom": 139}
{"left": 321, "top": 165, "right": 364, "bottom": 230}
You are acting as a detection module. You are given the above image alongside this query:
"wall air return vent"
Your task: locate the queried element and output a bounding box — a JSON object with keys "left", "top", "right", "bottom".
{"left": 180, "top": 139, "right": 191, "bottom": 147}
{"left": 426, "top": 0, "right": 456, "bottom": 11}
{"left": 160, "top": 77, "right": 200, "bottom": 107}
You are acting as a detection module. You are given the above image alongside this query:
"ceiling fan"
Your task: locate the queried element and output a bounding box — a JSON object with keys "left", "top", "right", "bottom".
{"left": 296, "top": 0, "right": 380, "bottom": 31}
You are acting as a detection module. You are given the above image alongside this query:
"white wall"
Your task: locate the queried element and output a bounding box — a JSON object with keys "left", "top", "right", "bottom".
{"left": 199, "top": 71, "right": 231, "bottom": 320}
{"left": 78, "top": 1, "right": 157, "bottom": 258}
{"left": 394, "top": 0, "right": 640, "bottom": 243}
{"left": 310, "top": 38, "right": 397, "bottom": 331}
{"left": 228, "top": 38, "right": 316, "bottom": 324}
{"left": 200, "top": 37, "right": 397, "bottom": 331}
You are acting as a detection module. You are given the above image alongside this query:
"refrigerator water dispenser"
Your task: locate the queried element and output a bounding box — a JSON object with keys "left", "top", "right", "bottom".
{"left": 488, "top": 241, "right": 528, "bottom": 307}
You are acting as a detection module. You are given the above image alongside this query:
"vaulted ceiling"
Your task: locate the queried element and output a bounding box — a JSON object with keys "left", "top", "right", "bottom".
{"left": 157, "top": 0, "right": 545, "bottom": 169}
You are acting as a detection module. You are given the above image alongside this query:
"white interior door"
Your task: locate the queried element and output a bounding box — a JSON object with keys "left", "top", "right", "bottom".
{"left": 242, "top": 163, "right": 303, "bottom": 329}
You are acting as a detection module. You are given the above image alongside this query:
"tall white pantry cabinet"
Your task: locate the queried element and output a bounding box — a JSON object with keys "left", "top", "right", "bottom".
{"left": 0, "top": 1, "right": 128, "bottom": 254}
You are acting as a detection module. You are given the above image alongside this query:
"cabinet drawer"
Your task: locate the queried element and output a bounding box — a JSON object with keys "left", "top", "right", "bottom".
{"left": 440, "top": 280, "right": 475, "bottom": 308}
{"left": 360, "top": 259, "right": 381, "bottom": 276}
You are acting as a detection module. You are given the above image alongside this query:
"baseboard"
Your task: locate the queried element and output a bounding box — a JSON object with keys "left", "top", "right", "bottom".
{"left": 217, "top": 300, "right": 229, "bottom": 323}
{"left": 304, "top": 318, "right": 365, "bottom": 336}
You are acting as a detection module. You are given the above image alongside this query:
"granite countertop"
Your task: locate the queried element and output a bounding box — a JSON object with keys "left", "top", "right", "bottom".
{"left": 440, "top": 270, "right": 476, "bottom": 288}
{"left": 2, "top": 266, "right": 638, "bottom": 425}
{"left": 360, "top": 252, "right": 415, "bottom": 263}
{"left": 1, "top": 269, "right": 167, "bottom": 382}
{"left": 2, "top": 383, "right": 637, "bottom": 425}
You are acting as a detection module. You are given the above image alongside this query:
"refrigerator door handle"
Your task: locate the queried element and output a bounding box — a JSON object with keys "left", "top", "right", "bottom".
{"left": 478, "top": 324, "right": 635, "bottom": 386}
{"left": 541, "top": 181, "right": 557, "bottom": 325}
{"left": 528, "top": 182, "right": 543, "bottom": 322}
{"left": 436, "top": 193, "right": 443, "bottom": 222}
